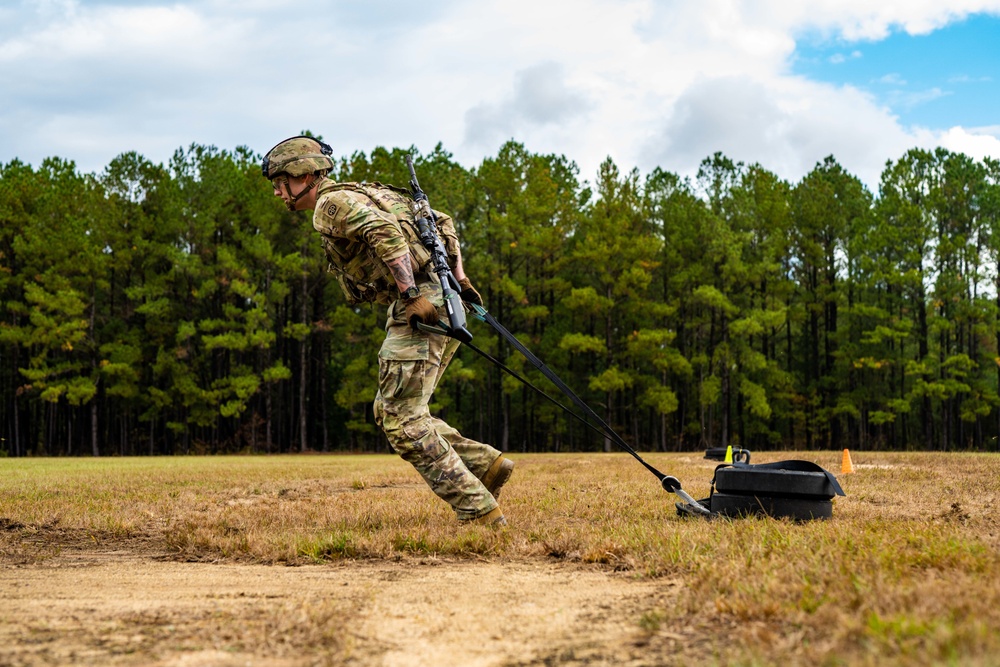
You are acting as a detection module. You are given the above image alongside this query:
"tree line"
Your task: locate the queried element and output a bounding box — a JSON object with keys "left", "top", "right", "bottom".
{"left": 2, "top": 140, "right": 999, "bottom": 457}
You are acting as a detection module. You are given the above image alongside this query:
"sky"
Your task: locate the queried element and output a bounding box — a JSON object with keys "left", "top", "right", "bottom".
{"left": 1, "top": 0, "right": 999, "bottom": 193}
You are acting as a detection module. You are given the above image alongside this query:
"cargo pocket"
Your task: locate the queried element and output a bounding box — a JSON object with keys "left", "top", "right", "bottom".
{"left": 378, "top": 328, "right": 429, "bottom": 401}
{"left": 377, "top": 359, "right": 425, "bottom": 402}
{"left": 379, "top": 324, "right": 429, "bottom": 360}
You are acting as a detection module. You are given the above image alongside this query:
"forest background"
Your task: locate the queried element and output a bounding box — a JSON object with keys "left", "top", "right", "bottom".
{"left": 2, "top": 139, "right": 999, "bottom": 457}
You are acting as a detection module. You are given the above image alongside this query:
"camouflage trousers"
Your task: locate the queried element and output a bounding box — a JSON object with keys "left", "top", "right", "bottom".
{"left": 372, "top": 289, "right": 501, "bottom": 521}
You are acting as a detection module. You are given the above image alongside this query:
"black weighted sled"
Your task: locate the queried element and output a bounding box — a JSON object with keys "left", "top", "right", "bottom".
{"left": 678, "top": 459, "right": 846, "bottom": 521}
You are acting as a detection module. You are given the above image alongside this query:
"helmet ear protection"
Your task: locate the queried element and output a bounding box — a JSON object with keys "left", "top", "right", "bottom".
{"left": 262, "top": 135, "right": 334, "bottom": 179}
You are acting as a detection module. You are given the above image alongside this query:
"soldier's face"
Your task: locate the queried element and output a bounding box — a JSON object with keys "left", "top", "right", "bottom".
{"left": 271, "top": 174, "right": 312, "bottom": 210}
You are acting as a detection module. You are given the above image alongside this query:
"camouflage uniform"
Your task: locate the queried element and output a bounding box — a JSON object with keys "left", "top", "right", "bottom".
{"left": 312, "top": 180, "right": 502, "bottom": 521}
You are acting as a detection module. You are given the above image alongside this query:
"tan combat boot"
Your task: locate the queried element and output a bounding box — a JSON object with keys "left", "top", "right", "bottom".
{"left": 472, "top": 507, "right": 507, "bottom": 527}
{"left": 481, "top": 455, "right": 515, "bottom": 499}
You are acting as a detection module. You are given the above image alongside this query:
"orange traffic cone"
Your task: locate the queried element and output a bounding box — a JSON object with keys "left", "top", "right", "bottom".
{"left": 841, "top": 448, "right": 855, "bottom": 475}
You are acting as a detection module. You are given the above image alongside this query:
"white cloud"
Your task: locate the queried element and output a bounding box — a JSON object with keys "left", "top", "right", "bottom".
{"left": 878, "top": 73, "right": 908, "bottom": 85}
{"left": 751, "top": 0, "right": 1000, "bottom": 40}
{"left": 936, "top": 126, "right": 1000, "bottom": 163}
{"left": 1, "top": 0, "right": 999, "bottom": 194}
{"left": 0, "top": 3, "right": 241, "bottom": 63}
{"left": 463, "top": 62, "right": 592, "bottom": 149}
{"left": 828, "top": 50, "right": 862, "bottom": 64}
{"left": 640, "top": 75, "right": 921, "bottom": 189}
{"left": 949, "top": 74, "right": 994, "bottom": 83}
{"left": 887, "top": 87, "right": 952, "bottom": 110}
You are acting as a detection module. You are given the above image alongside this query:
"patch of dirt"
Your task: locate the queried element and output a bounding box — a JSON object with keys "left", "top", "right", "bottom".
{"left": 0, "top": 546, "right": 676, "bottom": 667}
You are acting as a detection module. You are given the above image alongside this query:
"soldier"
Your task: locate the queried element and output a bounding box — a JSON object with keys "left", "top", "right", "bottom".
{"left": 262, "top": 135, "right": 513, "bottom": 525}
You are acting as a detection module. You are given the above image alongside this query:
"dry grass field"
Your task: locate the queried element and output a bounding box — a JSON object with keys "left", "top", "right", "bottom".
{"left": 1, "top": 450, "right": 999, "bottom": 666}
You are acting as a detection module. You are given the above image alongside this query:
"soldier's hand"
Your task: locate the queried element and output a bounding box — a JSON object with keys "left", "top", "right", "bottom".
{"left": 458, "top": 277, "right": 483, "bottom": 306}
{"left": 403, "top": 294, "right": 439, "bottom": 330}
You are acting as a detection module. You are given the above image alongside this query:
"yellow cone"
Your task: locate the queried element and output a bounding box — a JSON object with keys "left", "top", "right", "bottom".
{"left": 724, "top": 445, "right": 733, "bottom": 464}
{"left": 841, "top": 448, "right": 855, "bottom": 474}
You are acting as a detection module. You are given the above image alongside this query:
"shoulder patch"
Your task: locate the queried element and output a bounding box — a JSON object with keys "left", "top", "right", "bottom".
{"left": 326, "top": 202, "right": 339, "bottom": 218}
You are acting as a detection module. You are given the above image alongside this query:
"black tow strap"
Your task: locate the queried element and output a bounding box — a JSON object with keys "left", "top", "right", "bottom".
{"left": 432, "top": 304, "right": 681, "bottom": 491}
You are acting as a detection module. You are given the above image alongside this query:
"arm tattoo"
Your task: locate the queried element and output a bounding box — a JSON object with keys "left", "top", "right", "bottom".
{"left": 385, "top": 254, "right": 416, "bottom": 291}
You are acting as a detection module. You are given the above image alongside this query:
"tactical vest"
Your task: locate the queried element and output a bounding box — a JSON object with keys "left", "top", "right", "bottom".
{"left": 317, "top": 181, "right": 440, "bottom": 306}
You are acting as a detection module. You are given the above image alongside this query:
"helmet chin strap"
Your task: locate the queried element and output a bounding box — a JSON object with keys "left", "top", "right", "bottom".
{"left": 275, "top": 174, "right": 324, "bottom": 211}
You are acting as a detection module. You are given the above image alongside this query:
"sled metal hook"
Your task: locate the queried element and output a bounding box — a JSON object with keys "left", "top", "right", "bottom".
{"left": 661, "top": 475, "right": 711, "bottom": 516}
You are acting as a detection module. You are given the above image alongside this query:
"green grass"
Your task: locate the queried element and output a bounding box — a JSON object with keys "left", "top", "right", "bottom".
{"left": 2, "top": 450, "right": 1000, "bottom": 666}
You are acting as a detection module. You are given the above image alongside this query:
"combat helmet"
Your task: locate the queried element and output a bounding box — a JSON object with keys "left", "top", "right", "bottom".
{"left": 262, "top": 135, "right": 335, "bottom": 179}
{"left": 263, "top": 135, "right": 334, "bottom": 210}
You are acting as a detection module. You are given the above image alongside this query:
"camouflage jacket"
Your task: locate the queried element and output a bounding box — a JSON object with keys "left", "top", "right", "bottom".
{"left": 312, "top": 180, "right": 461, "bottom": 305}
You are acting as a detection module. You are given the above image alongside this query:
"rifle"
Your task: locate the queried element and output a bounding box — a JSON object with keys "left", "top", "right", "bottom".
{"left": 404, "top": 155, "right": 473, "bottom": 343}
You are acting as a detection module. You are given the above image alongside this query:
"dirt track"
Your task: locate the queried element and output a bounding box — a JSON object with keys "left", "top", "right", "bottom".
{"left": 1, "top": 550, "right": 674, "bottom": 666}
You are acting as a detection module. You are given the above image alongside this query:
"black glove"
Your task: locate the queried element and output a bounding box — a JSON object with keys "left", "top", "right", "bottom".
{"left": 458, "top": 277, "right": 483, "bottom": 306}
{"left": 403, "top": 294, "right": 439, "bottom": 330}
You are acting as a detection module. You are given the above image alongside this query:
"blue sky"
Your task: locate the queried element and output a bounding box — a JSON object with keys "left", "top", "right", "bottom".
{"left": 1, "top": 1, "right": 999, "bottom": 192}
{"left": 792, "top": 14, "right": 999, "bottom": 130}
